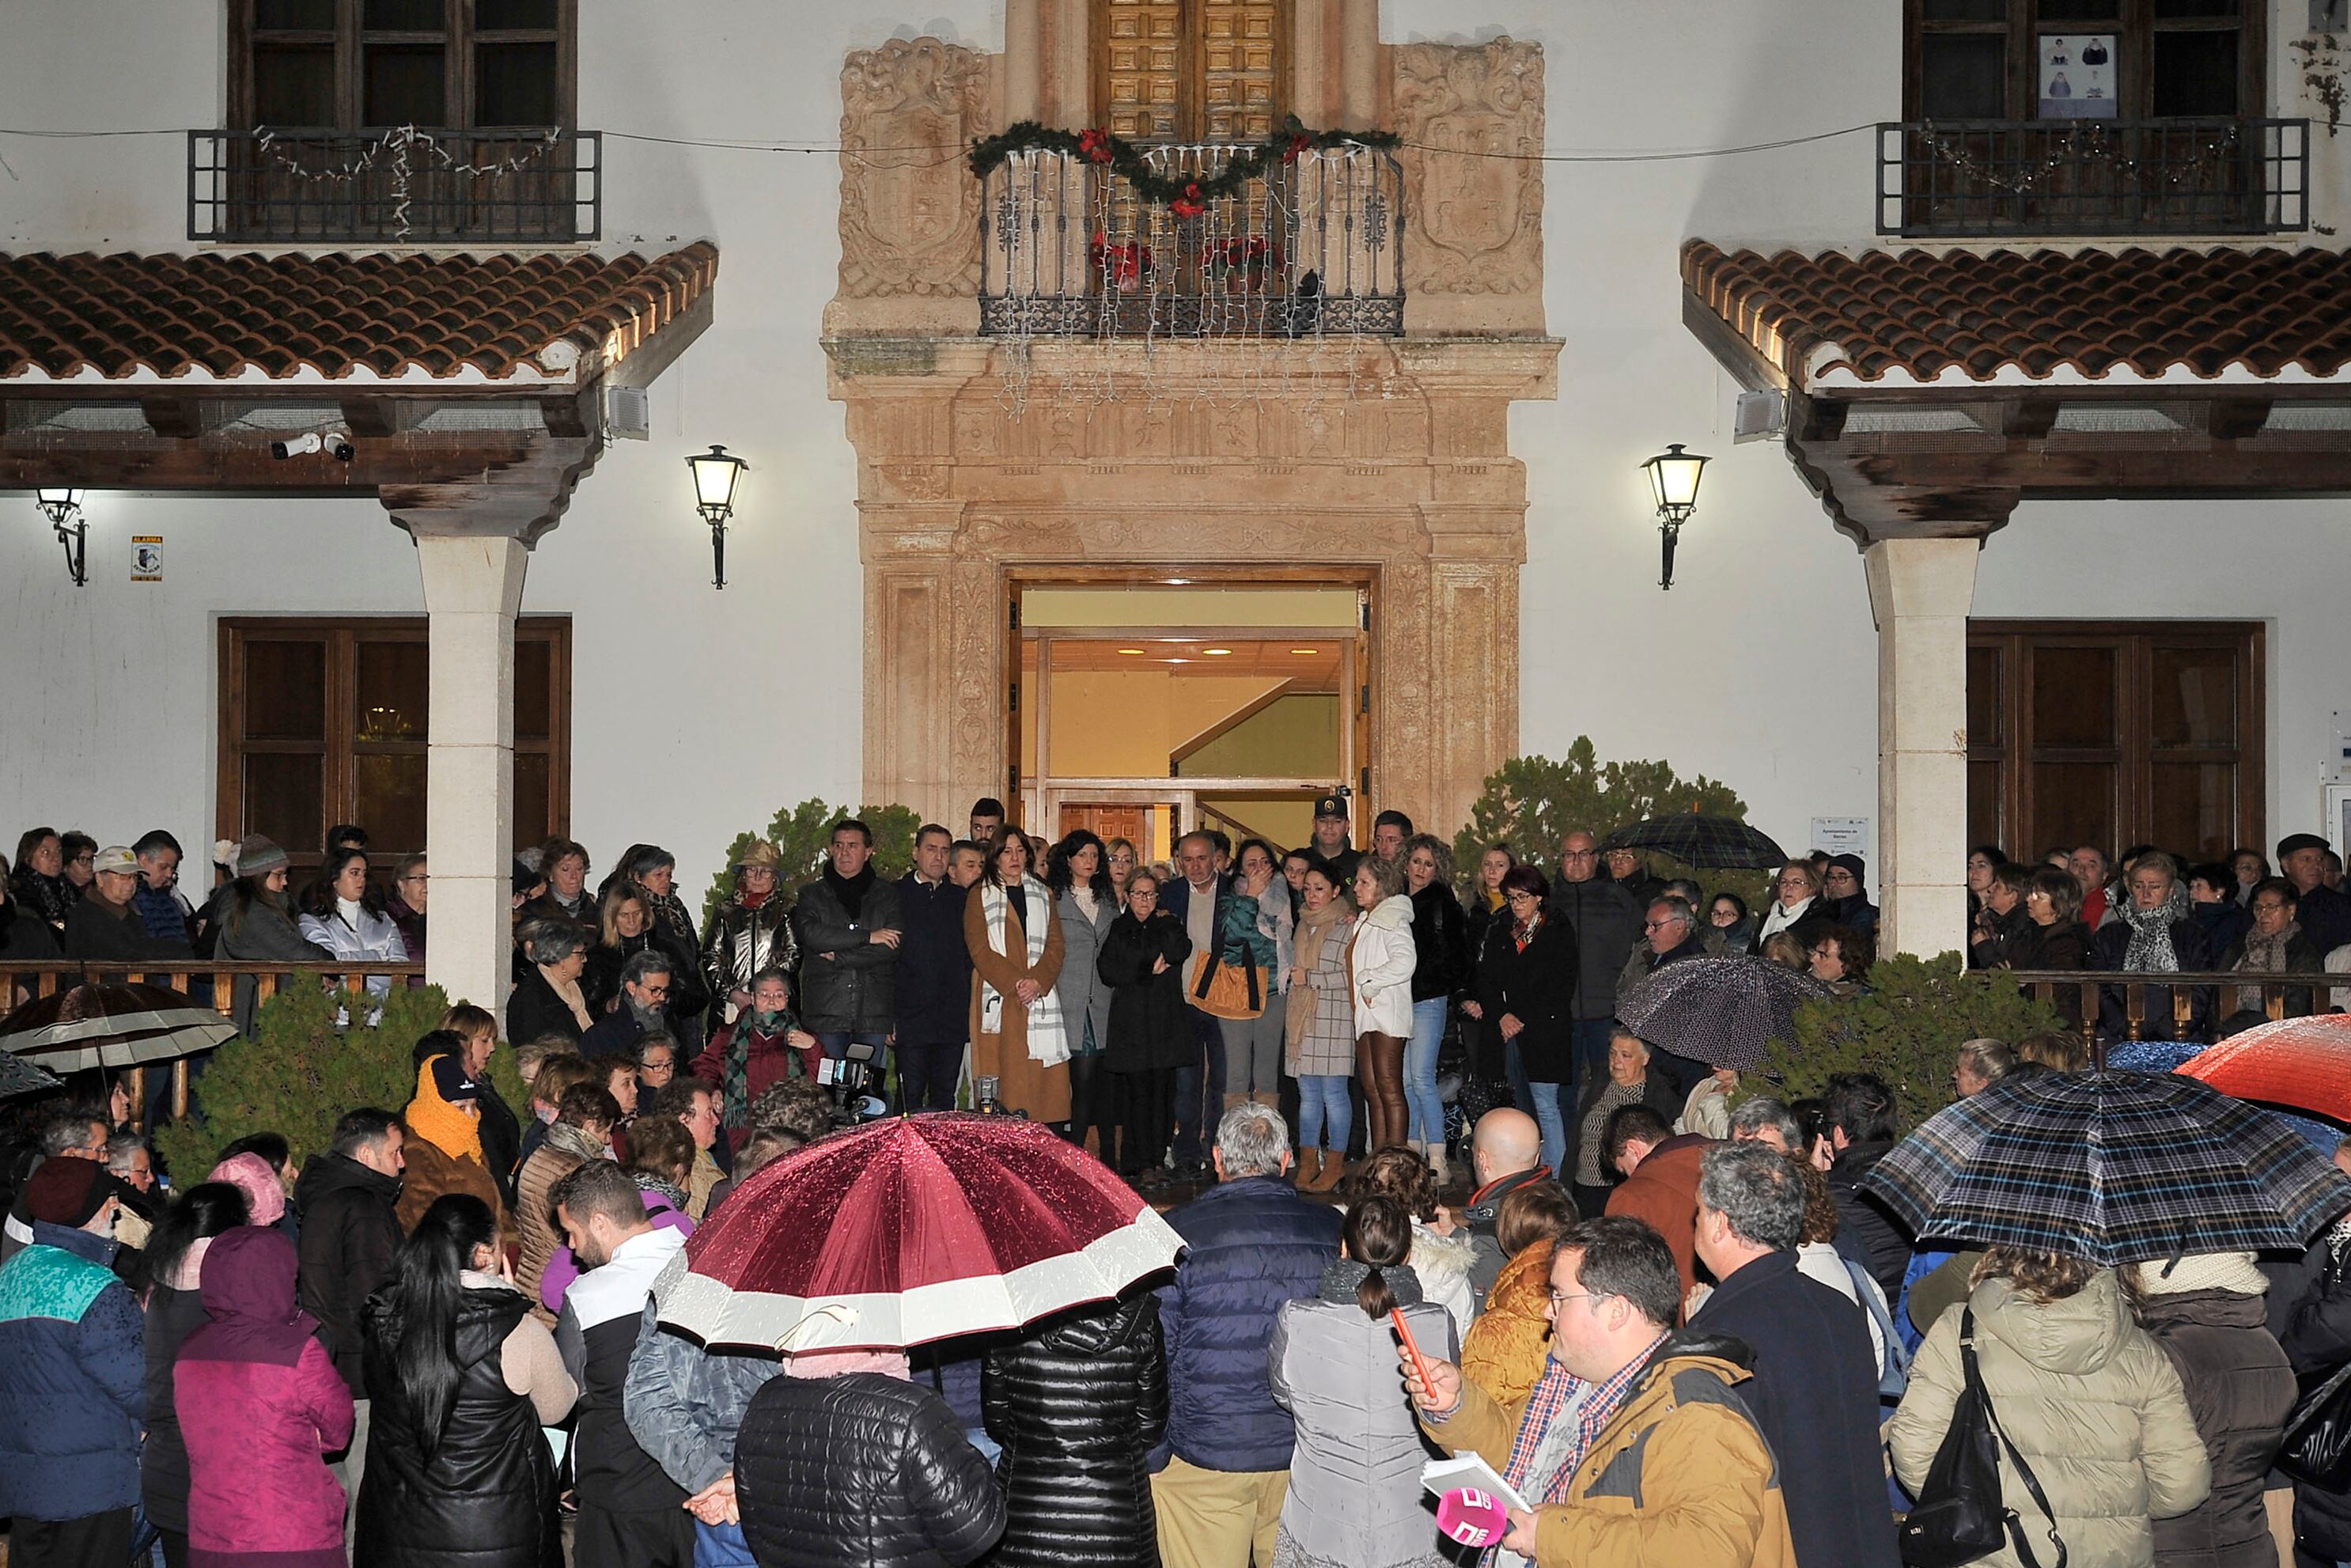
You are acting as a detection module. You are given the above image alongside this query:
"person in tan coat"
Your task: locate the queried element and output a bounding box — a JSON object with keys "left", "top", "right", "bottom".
{"left": 512, "top": 1082, "right": 618, "bottom": 1325}
{"left": 963, "top": 828, "right": 1070, "bottom": 1124}
{"left": 1459, "top": 1182, "right": 1578, "bottom": 1409}
{"left": 1403, "top": 1214, "right": 1796, "bottom": 1568}
{"left": 1890, "top": 1249, "right": 2212, "bottom": 1568}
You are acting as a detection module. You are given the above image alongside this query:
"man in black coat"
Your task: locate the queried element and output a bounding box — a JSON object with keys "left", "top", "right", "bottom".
{"left": 792, "top": 819, "right": 903, "bottom": 1071}
{"left": 293, "top": 1108, "right": 406, "bottom": 1554}
{"left": 1691, "top": 1142, "right": 1901, "bottom": 1568}
{"left": 892, "top": 824, "right": 971, "bottom": 1112}
{"left": 1544, "top": 831, "right": 1637, "bottom": 1121}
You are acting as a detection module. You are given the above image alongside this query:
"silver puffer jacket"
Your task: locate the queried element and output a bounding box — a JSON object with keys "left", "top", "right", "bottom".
{"left": 701, "top": 895, "right": 798, "bottom": 1025}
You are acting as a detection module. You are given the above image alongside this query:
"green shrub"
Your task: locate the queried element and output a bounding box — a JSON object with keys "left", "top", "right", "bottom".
{"left": 1449, "top": 740, "right": 1770, "bottom": 911}
{"left": 154, "top": 982, "right": 528, "bottom": 1179}
{"left": 699, "top": 799, "right": 923, "bottom": 926}
{"left": 1755, "top": 952, "right": 2067, "bottom": 1131}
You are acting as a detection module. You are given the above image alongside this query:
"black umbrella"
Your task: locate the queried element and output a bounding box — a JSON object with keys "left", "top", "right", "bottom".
{"left": 1601, "top": 814, "right": 1787, "bottom": 871}
{"left": 1614, "top": 956, "right": 1834, "bottom": 1071}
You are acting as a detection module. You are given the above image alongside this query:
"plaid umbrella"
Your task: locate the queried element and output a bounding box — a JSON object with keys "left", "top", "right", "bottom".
{"left": 1860, "top": 1069, "right": 2351, "bottom": 1268}
{"left": 0, "top": 983, "right": 237, "bottom": 1074}
{"left": 0, "top": 1047, "right": 62, "bottom": 1099}
{"left": 1600, "top": 814, "right": 1787, "bottom": 870}
{"left": 2177, "top": 1013, "right": 2351, "bottom": 1124}
{"left": 1614, "top": 956, "right": 1834, "bottom": 1071}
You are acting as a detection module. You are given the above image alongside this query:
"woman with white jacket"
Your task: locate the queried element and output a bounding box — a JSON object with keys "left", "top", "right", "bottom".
{"left": 298, "top": 846, "right": 408, "bottom": 1023}
{"left": 1348, "top": 857, "right": 1418, "bottom": 1154}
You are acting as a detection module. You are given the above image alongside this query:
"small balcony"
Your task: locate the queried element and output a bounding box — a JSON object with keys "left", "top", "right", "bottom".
{"left": 189, "top": 127, "right": 601, "bottom": 245}
{"left": 978, "top": 143, "right": 1404, "bottom": 338}
{"left": 1876, "top": 118, "right": 2307, "bottom": 239}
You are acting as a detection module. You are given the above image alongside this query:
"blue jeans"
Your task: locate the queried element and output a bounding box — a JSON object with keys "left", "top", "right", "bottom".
{"left": 1170, "top": 1008, "right": 1225, "bottom": 1165}
{"left": 695, "top": 1521, "right": 755, "bottom": 1567}
{"left": 1404, "top": 997, "right": 1447, "bottom": 1148}
{"left": 1528, "top": 1081, "right": 1567, "bottom": 1176}
{"left": 1297, "top": 1074, "right": 1352, "bottom": 1153}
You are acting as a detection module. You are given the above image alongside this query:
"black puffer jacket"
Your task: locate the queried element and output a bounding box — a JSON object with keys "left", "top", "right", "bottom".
{"left": 293, "top": 1150, "right": 404, "bottom": 1397}
{"left": 357, "top": 1285, "right": 558, "bottom": 1568}
{"left": 1407, "top": 883, "right": 1470, "bottom": 1002}
{"left": 2278, "top": 1237, "right": 2351, "bottom": 1559}
{"left": 2136, "top": 1282, "right": 2294, "bottom": 1568}
{"left": 737, "top": 1372, "right": 1005, "bottom": 1568}
{"left": 980, "top": 1294, "right": 1166, "bottom": 1567}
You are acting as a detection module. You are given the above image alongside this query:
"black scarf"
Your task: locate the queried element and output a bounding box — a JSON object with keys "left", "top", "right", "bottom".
{"left": 825, "top": 862, "right": 876, "bottom": 920}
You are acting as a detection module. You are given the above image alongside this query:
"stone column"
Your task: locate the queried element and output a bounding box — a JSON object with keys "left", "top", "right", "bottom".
{"left": 413, "top": 534, "right": 528, "bottom": 1024}
{"left": 1864, "top": 536, "right": 1979, "bottom": 961}
{"left": 1338, "top": 0, "right": 1381, "bottom": 123}
{"left": 1005, "top": 0, "right": 1043, "bottom": 123}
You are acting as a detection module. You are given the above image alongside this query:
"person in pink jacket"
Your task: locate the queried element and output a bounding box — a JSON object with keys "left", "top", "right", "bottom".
{"left": 175, "top": 1224, "right": 355, "bottom": 1568}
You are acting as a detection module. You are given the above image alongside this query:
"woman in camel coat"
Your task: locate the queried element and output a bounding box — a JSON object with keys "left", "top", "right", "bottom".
{"left": 965, "top": 827, "right": 1072, "bottom": 1124}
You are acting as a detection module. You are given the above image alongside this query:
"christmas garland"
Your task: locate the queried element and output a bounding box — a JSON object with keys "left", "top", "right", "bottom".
{"left": 968, "top": 116, "right": 1399, "bottom": 214}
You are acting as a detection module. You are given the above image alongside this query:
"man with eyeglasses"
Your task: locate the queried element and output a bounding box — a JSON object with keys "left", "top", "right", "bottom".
{"left": 1403, "top": 1214, "right": 1792, "bottom": 1567}
{"left": 581, "top": 951, "right": 676, "bottom": 1062}
{"left": 1615, "top": 897, "right": 1710, "bottom": 1092}
{"left": 387, "top": 854, "right": 428, "bottom": 970}
{"left": 1542, "top": 832, "right": 1642, "bottom": 1175}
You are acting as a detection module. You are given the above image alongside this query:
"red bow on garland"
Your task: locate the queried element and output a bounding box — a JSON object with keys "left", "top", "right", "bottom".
{"left": 1168, "top": 182, "right": 1206, "bottom": 220}
{"left": 1077, "top": 127, "right": 1115, "bottom": 165}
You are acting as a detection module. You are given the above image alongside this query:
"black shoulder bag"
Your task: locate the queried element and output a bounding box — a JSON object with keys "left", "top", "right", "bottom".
{"left": 1899, "top": 1308, "right": 2069, "bottom": 1568}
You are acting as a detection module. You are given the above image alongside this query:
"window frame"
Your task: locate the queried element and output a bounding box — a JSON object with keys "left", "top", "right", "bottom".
{"left": 1966, "top": 619, "right": 2264, "bottom": 866}
{"left": 216, "top": 615, "right": 571, "bottom": 885}
{"left": 1903, "top": 0, "right": 2265, "bottom": 122}
{"left": 229, "top": 0, "right": 577, "bottom": 133}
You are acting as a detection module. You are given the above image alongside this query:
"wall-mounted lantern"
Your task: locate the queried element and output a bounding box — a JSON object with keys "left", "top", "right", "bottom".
{"left": 1641, "top": 444, "right": 1709, "bottom": 590}
{"left": 34, "top": 487, "right": 89, "bottom": 588}
{"left": 686, "top": 445, "right": 748, "bottom": 589}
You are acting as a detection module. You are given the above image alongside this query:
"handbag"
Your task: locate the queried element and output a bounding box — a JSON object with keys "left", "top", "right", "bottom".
{"left": 2279, "top": 1357, "right": 2351, "bottom": 1488}
{"left": 1186, "top": 948, "right": 1264, "bottom": 1021}
{"left": 1899, "top": 1309, "right": 2069, "bottom": 1568}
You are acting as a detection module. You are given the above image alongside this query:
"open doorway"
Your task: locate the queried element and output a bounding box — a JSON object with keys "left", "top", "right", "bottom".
{"left": 1014, "top": 578, "right": 1369, "bottom": 861}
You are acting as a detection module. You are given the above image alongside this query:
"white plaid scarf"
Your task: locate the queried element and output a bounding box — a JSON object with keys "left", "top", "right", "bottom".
{"left": 981, "top": 879, "right": 1069, "bottom": 1067}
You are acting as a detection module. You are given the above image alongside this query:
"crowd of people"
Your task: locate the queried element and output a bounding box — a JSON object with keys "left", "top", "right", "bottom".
{"left": 3, "top": 798, "right": 2351, "bottom": 1568}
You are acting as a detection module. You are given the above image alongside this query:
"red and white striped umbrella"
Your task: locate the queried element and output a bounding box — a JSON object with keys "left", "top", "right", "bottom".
{"left": 656, "top": 1112, "right": 1183, "bottom": 1353}
{"left": 0, "top": 982, "right": 237, "bottom": 1074}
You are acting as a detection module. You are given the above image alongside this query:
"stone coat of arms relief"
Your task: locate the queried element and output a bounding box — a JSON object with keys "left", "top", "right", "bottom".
{"left": 838, "top": 39, "right": 990, "bottom": 300}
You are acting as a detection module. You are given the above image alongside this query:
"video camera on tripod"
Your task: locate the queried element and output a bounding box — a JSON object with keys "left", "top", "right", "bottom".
{"left": 815, "top": 1040, "right": 890, "bottom": 1126}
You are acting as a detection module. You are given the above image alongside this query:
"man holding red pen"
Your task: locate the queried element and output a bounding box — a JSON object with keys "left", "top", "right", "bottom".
{"left": 1399, "top": 1214, "right": 1795, "bottom": 1567}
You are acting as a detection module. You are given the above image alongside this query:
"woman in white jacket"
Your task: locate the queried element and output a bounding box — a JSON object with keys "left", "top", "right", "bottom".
{"left": 297, "top": 846, "right": 408, "bottom": 1024}
{"left": 1348, "top": 857, "right": 1418, "bottom": 1154}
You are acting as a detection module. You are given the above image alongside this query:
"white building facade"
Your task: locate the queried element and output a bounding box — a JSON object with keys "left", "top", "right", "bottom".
{"left": 2, "top": 0, "right": 2345, "bottom": 1014}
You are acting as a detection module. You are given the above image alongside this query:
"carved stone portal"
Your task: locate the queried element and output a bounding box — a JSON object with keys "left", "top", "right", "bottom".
{"left": 829, "top": 36, "right": 1556, "bottom": 837}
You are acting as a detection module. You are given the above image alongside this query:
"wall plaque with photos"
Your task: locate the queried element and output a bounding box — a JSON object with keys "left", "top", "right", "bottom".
{"left": 2040, "top": 34, "right": 2118, "bottom": 119}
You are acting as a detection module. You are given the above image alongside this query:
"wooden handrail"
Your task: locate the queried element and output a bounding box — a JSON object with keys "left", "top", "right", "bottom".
{"left": 0, "top": 959, "right": 430, "bottom": 1125}
{"left": 2001, "top": 967, "right": 2343, "bottom": 1068}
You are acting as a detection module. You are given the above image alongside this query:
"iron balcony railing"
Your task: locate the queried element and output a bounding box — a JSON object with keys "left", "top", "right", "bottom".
{"left": 979, "top": 143, "right": 1404, "bottom": 338}
{"left": 189, "top": 127, "right": 600, "bottom": 244}
{"left": 1876, "top": 118, "right": 2307, "bottom": 238}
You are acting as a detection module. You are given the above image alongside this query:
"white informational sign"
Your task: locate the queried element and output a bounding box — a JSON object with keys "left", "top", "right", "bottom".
{"left": 131, "top": 536, "right": 162, "bottom": 582}
{"left": 1812, "top": 816, "right": 1871, "bottom": 858}
{"left": 2039, "top": 35, "right": 2118, "bottom": 119}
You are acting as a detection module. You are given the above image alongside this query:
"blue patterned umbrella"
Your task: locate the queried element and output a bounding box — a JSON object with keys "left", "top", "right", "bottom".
{"left": 0, "top": 1047, "right": 60, "bottom": 1099}
{"left": 1860, "top": 1069, "right": 2351, "bottom": 1268}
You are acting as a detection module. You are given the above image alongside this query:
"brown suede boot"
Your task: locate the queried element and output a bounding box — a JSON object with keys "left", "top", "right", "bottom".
{"left": 1307, "top": 1147, "right": 1347, "bottom": 1192}
{"left": 1294, "top": 1147, "right": 1323, "bottom": 1188}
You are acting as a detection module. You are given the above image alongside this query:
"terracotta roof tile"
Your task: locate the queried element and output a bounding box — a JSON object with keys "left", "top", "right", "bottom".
{"left": 0, "top": 244, "right": 718, "bottom": 383}
{"left": 1682, "top": 242, "right": 2351, "bottom": 388}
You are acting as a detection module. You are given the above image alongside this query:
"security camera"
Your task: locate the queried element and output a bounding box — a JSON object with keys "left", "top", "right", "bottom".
{"left": 267, "top": 428, "right": 357, "bottom": 460}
